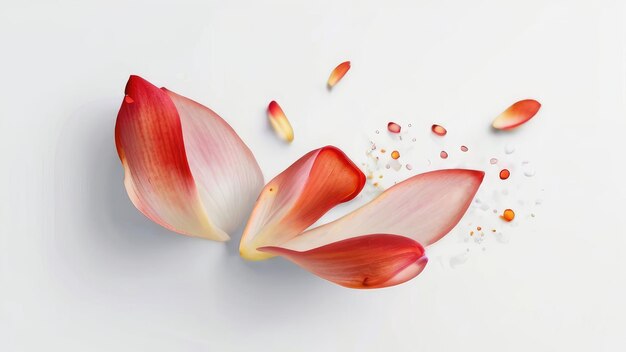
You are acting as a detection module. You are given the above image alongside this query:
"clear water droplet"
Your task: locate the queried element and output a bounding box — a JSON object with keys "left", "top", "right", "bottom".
{"left": 490, "top": 158, "right": 498, "bottom": 164}
{"left": 505, "top": 144, "right": 515, "bottom": 154}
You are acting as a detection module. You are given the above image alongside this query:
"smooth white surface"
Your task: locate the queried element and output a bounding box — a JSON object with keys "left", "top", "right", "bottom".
{"left": 1, "top": 0, "right": 625, "bottom": 351}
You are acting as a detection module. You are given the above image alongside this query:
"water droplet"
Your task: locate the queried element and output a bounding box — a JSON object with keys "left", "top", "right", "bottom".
{"left": 460, "top": 145, "right": 468, "bottom": 152}
{"left": 499, "top": 169, "right": 510, "bottom": 180}
{"left": 412, "top": 138, "right": 416, "bottom": 142}
{"left": 389, "top": 159, "right": 402, "bottom": 171}
{"left": 375, "top": 130, "right": 380, "bottom": 134}
{"left": 522, "top": 162, "right": 536, "bottom": 177}
{"left": 408, "top": 123, "right": 412, "bottom": 127}
{"left": 371, "top": 144, "right": 376, "bottom": 150}
{"left": 385, "top": 164, "right": 391, "bottom": 169}
{"left": 501, "top": 209, "right": 515, "bottom": 222}
{"left": 431, "top": 124, "right": 447, "bottom": 136}
{"left": 505, "top": 144, "right": 515, "bottom": 154}
{"left": 124, "top": 95, "right": 134, "bottom": 104}
{"left": 490, "top": 158, "right": 498, "bottom": 165}
{"left": 391, "top": 150, "right": 400, "bottom": 159}
{"left": 440, "top": 151, "right": 448, "bottom": 159}
{"left": 387, "top": 122, "right": 401, "bottom": 133}
{"left": 380, "top": 148, "right": 386, "bottom": 153}
{"left": 405, "top": 164, "right": 413, "bottom": 170}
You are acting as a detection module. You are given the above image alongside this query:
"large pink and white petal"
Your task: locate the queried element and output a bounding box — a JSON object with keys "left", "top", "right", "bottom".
{"left": 164, "top": 88, "right": 264, "bottom": 237}
{"left": 492, "top": 99, "right": 541, "bottom": 130}
{"left": 115, "top": 75, "right": 263, "bottom": 241}
{"left": 240, "top": 146, "right": 365, "bottom": 260}
{"left": 280, "top": 169, "right": 484, "bottom": 252}
{"left": 260, "top": 234, "right": 427, "bottom": 289}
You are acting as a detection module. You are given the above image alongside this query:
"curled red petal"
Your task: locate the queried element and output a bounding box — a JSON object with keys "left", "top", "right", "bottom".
{"left": 492, "top": 99, "right": 541, "bottom": 130}
{"left": 327, "top": 61, "right": 351, "bottom": 87}
{"left": 240, "top": 146, "right": 365, "bottom": 260}
{"left": 260, "top": 234, "right": 427, "bottom": 289}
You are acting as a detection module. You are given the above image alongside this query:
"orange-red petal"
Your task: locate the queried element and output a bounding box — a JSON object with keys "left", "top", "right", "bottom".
{"left": 492, "top": 99, "right": 541, "bottom": 130}
{"left": 268, "top": 100, "right": 294, "bottom": 142}
{"left": 240, "top": 146, "right": 365, "bottom": 260}
{"left": 260, "top": 234, "right": 427, "bottom": 289}
{"left": 327, "top": 61, "right": 351, "bottom": 87}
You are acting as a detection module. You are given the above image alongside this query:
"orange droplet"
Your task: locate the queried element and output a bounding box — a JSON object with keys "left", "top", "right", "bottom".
{"left": 124, "top": 95, "right": 134, "bottom": 104}
{"left": 470, "top": 231, "right": 474, "bottom": 236}
{"left": 491, "top": 229, "right": 497, "bottom": 233}
{"left": 380, "top": 148, "right": 386, "bottom": 153}
{"left": 327, "top": 61, "right": 351, "bottom": 87}
{"left": 477, "top": 226, "right": 482, "bottom": 231}
{"left": 499, "top": 169, "right": 510, "bottom": 180}
{"left": 440, "top": 151, "right": 448, "bottom": 159}
{"left": 460, "top": 145, "right": 468, "bottom": 152}
{"left": 387, "top": 122, "right": 401, "bottom": 133}
{"left": 501, "top": 209, "right": 515, "bottom": 222}
{"left": 431, "top": 124, "right": 447, "bottom": 136}
{"left": 391, "top": 150, "right": 400, "bottom": 159}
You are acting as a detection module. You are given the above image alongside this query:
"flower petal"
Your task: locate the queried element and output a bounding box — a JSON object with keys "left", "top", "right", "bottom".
{"left": 164, "top": 88, "right": 264, "bottom": 237}
{"left": 115, "top": 75, "right": 263, "bottom": 241}
{"left": 260, "top": 234, "right": 427, "bottom": 289}
{"left": 240, "top": 146, "right": 365, "bottom": 260}
{"left": 268, "top": 100, "right": 294, "bottom": 142}
{"left": 492, "top": 99, "right": 541, "bottom": 130}
{"left": 327, "top": 61, "right": 351, "bottom": 88}
{"left": 281, "top": 169, "right": 484, "bottom": 252}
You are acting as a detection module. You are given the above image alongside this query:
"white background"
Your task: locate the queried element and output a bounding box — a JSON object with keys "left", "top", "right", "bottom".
{"left": 1, "top": 0, "right": 625, "bottom": 351}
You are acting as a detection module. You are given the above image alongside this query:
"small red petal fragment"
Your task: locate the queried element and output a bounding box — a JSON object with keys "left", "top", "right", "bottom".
{"left": 260, "top": 234, "right": 427, "bottom": 289}
{"left": 268, "top": 100, "right": 294, "bottom": 142}
{"left": 327, "top": 61, "right": 351, "bottom": 87}
{"left": 492, "top": 99, "right": 541, "bottom": 130}
{"left": 431, "top": 124, "right": 447, "bottom": 136}
{"left": 499, "top": 169, "right": 510, "bottom": 180}
{"left": 391, "top": 150, "right": 400, "bottom": 159}
{"left": 387, "top": 122, "right": 401, "bottom": 133}
{"left": 501, "top": 209, "right": 515, "bottom": 222}
{"left": 124, "top": 95, "right": 134, "bottom": 104}
{"left": 440, "top": 151, "right": 448, "bottom": 159}
{"left": 460, "top": 145, "right": 468, "bottom": 152}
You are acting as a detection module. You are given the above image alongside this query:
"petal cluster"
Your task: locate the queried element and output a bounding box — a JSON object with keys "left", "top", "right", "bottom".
{"left": 240, "top": 146, "right": 484, "bottom": 288}
{"left": 115, "top": 75, "right": 264, "bottom": 241}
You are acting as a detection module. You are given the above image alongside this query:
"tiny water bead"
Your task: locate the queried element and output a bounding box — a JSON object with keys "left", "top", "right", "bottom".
{"left": 375, "top": 130, "right": 380, "bottom": 134}
{"left": 124, "top": 95, "right": 134, "bottom": 104}
{"left": 501, "top": 209, "right": 515, "bottom": 222}
{"left": 499, "top": 169, "right": 510, "bottom": 180}
{"left": 408, "top": 123, "right": 412, "bottom": 127}
{"left": 460, "top": 145, "right": 468, "bottom": 152}
{"left": 405, "top": 164, "right": 413, "bottom": 170}
{"left": 490, "top": 158, "right": 498, "bottom": 165}
{"left": 431, "top": 124, "right": 447, "bottom": 136}
{"left": 387, "top": 122, "right": 401, "bottom": 133}
{"left": 505, "top": 144, "right": 515, "bottom": 154}
{"left": 412, "top": 138, "right": 416, "bottom": 142}
{"left": 391, "top": 150, "right": 400, "bottom": 159}
{"left": 440, "top": 151, "right": 448, "bottom": 159}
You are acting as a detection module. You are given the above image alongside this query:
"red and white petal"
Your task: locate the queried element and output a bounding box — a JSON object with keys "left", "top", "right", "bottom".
{"left": 281, "top": 169, "right": 484, "bottom": 251}
{"left": 115, "top": 75, "right": 225, "bottom": 240}
{"left": 240, "top": 146, "right": 365, "bottom": 260}
{"left": 260, "top": 234, "right": 427, "bottom": 289}
{"left": 492, "top": 99, "right": 541, "bottom": 130}
{"left": 268, "top": 101, "right": 294, "bottom": 142}
{"left": 164, "top": 89, "right": 264, "bottom": 236}
{"left": 327, "top": 61, "right": 351, "bottom": 87}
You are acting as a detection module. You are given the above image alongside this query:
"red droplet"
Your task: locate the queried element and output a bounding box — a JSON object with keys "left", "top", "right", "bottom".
{"left": 440, "top": 151, "right": 448, "bottom": 159}
{"left": 431, "top": 124, "right": 447, "bottom": 136}
{"left": 387, "top": 122, "right": 401, "bottom": 133}
{"left": 499, "top": 169, "right": 510, "bottom": 180}
{"left": 124, "top": 95, "right": 134, "bottom": 104}
{"left": 460, "top": 145, "right": 468, "bottom": 152}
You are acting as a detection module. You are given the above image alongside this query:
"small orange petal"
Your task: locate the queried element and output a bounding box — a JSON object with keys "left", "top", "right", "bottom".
{"left": 268, "top": 100, "right": 294, "bottom": 142}
{"left": 327, "top": 61, "right": 351, "bottom": 87}
{"left": 492, "top": 99, "right": 541, "bottom": 130}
